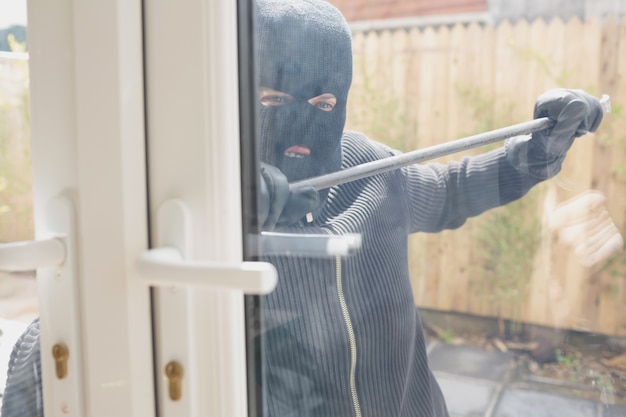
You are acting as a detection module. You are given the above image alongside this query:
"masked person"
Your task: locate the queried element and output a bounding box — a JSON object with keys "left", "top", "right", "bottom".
{"left": 255, "top": 0, "right": 604, "bottom": 416}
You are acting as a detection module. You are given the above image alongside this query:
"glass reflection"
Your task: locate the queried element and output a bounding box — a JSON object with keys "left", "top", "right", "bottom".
{"left": 254, "top": 0, "right": 625, "bottom": 416}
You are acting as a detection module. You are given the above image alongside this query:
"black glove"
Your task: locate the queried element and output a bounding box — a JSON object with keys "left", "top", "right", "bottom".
{"left": 259, "top": 163, "right": 319, "bottom": 230}
{"left": 506, "top": 89, "right": 604, "bottom": 179}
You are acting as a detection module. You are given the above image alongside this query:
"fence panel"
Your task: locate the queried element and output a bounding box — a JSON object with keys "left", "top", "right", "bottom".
{"left": 347, "top": 18, "right": 626, "bottom": 336}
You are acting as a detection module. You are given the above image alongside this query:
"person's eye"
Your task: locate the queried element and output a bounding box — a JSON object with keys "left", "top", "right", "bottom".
{"left": 259, "top": 87, "right": 293, "bottom": 107}
{"left": 316, "top": 102, "right": 334, "bottom": 110}
{"left": 308, "top": 93, "right": 337, "bottom": 112}
{"left": 261, "top": 95, "right": 291, "bottom": 106}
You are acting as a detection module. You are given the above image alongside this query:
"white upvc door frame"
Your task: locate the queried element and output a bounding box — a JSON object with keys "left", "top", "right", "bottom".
{"left": 27, "top": 0, "right": 154, "bottom": 415}
{"left": 24, "top": 0, "right": 260, "bottom": 415}
{"left": 143, "top": 0, "right": 256, "bottom": 415}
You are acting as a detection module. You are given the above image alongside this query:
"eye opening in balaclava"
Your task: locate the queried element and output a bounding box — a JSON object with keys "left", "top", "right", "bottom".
{"left": 259, "top": 88, "right": 338, "bottom": 113}
{"left": 256, "top": 0, "right": 353, "bottom": 206}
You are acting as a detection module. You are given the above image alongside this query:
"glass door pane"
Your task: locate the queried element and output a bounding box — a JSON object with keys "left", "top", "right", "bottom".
{"left": 0, "top": 5, "right": 41, "bottom": 414}
{"left": 248, "top": 1, "right": 626, "bottom": 416}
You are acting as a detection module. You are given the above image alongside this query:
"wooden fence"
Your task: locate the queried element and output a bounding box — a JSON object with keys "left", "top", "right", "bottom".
{"left": 346, "top": 18, "right": 626, "bottom": 336}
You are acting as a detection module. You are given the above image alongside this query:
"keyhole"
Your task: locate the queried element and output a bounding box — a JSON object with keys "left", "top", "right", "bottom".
{"left": 52, "top": 343, "right": 69, "bottom": 379}
{"left": 164, "top": 360, "right": 184, "bottom": 401}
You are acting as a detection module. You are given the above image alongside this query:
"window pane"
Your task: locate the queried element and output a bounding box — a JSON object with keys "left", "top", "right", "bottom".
{"left": 249, "top": 0, "right": 626, "bottom": 416}
{"left": 0, "top": 3, "right": 42, "bottom": 416}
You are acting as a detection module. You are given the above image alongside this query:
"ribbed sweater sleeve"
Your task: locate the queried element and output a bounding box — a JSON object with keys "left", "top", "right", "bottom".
{"left": 1, "top": 318, "right": 43, "bottom": 417}
{"left": 340, "top": 131, "right": 542, "bottom": 234}
{"left": 400, "top": 144, "right": 542, "bottom": 233}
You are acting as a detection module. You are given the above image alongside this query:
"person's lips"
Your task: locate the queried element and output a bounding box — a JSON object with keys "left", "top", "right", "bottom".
{"left": 284, "top": 145, "right": 311, "bottom": 158}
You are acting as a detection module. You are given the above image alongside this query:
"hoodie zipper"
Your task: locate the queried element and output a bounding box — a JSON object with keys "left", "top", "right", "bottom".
{"left": 322, "top": 227, "right": 362, "bottom": 417}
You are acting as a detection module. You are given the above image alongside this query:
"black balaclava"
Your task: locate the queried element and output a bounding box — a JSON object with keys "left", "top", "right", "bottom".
{"left": 256, "top": 0, "right": 353, "bottom": 204}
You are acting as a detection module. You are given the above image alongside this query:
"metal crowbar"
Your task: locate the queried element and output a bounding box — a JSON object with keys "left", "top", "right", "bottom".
{"left": 290, "top": 95, "right": 611, "bottom": 192}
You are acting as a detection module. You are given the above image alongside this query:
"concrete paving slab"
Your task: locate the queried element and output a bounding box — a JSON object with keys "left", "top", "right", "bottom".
{"left": 602, "top": 403, "right": 626, "bottom": 417}
{"left": 493, "top": 388, "right": 597, "bottom": 417}
{"left": 428, "top": 342, "right": 515, "bottom": 382}
{"left": 435, "top": 374, "right": 498, "bottom": 417}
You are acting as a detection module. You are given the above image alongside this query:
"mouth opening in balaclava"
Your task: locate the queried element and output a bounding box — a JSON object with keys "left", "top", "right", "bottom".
{"left": 256, "top": 0, "right": 353, "bottom": 204}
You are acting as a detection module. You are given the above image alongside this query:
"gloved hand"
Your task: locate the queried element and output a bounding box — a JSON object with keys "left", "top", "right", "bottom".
{"left": 506, "top": 89, "right": 604, "bottom": 179}
{"left": 259, "top": 163, "right": 319, "bottom": 230}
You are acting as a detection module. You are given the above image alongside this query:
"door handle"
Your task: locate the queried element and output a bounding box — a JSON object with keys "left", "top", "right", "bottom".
{"left": 249, "top": 231, "right": 362, "bottom": 257}
{"left": 0, "top": 238, "right": 66, "bottom": 272}
{"left": 136, "top": 199, "right": 277, "bottom": 295}
{"left": 137, "top": 199, "right": 365, "bottom": 293}
{"left": 136, "top": 246, "right": 276, "bottom": 295}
